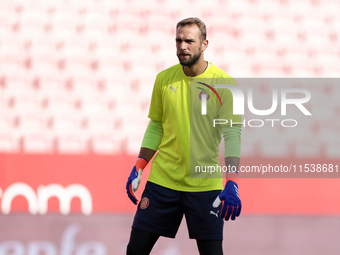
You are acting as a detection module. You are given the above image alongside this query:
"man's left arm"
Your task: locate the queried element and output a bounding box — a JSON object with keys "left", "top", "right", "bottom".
{"left": 213, "top": 124, "right": 242, "bottom": 221}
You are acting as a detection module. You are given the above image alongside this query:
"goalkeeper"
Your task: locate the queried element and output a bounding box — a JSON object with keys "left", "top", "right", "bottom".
{"left": 126, "top": 17, "right": 242, "bottom": 255}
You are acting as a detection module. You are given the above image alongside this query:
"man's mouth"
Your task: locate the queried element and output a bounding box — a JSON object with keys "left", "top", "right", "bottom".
{"left": 179, "top": 53, "right": 190, "bottom": 57}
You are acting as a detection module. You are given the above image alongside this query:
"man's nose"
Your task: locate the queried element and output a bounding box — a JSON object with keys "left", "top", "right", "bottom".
{"left": 179, "top": 42, "right": 187, "bottom": 51}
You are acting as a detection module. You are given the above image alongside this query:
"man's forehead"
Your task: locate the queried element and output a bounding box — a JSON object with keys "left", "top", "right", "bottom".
{"left": 176, "top": 24, "right": 200, "bottom": 39}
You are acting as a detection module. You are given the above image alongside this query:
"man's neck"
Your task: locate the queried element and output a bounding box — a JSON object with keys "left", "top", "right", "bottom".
{"left": 183, "top": 60, "right": 208, "bottom": 77}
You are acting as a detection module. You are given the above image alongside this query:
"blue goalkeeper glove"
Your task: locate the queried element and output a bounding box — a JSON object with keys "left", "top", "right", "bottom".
{"left": 212, "top": 180, "right": 241, "bottom": 221}
{"left": 126, "top": 157, "right": 148, "bottom": 205}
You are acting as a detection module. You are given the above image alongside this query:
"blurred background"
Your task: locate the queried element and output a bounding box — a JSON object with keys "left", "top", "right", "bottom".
{"left": 0, "top": 0, "right": 340, "bottom": 254}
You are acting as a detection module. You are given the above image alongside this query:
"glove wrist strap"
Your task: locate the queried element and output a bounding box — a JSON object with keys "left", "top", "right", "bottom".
{"left": 135, "top": 157, "right": 148, "bottom": 172}
{"left": 226, "top": 179, "right": 238, "bottom": 187}
{"left": 226, "top": 172, "right": 238, "bottom": 186}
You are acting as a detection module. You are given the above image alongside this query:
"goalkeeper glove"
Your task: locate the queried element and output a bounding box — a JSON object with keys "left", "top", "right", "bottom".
{"left": 212, "top": 180, "right": 241, "bottom": 221}
{"left": 126, "top": 157, "right": 148, "bottom": 205}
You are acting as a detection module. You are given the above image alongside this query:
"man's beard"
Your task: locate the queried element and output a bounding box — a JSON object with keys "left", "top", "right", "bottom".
{"left": 177, "top": 49, "right": 202, "bottom": 67}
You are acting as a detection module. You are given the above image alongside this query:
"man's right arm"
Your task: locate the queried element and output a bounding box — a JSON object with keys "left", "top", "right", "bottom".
{"left": 138, "top": 147, "right": 157, "bottom": 163}
{"left": 126, "top": 120, "right": 163, "bottom": 204}
{"left": 138, "top": 119, "right": 163, "bottom": 161}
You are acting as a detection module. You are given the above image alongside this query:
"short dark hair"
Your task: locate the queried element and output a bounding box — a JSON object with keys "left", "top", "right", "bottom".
{"left": 176, "top": 17, "right": 207, "bottom": 42}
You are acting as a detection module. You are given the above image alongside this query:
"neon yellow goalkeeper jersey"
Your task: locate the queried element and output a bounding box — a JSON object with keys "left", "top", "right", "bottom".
{"left": 147, "top": 62, "right": 241, "bottom": 192}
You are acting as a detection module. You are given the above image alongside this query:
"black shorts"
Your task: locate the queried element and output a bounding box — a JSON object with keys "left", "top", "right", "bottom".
{"left": 132, "top": 181, "right": 224, "bottom": 240}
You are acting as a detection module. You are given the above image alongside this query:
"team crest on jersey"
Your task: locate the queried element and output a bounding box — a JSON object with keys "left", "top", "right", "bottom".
{"left": 140, "top": 197, "right": 149, "bottom": 209}
{"left": 196, "top": 82, "right": 223, "bottom": 106}
{"left": 199, "top": 91, "right": 210, "bottom": 101}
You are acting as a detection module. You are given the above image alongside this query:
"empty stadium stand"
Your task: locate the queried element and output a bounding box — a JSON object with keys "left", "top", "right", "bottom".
{"left": 0, "top": 0, "right": 339, "bottom": 156}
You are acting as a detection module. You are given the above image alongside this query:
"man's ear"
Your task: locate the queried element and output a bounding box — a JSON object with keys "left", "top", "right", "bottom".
{"left": 201, "top": 40, "right": 209, "bottom": 52}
